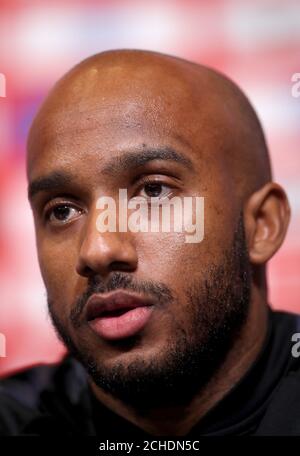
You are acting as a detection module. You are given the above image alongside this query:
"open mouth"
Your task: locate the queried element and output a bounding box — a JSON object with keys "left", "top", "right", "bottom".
{"left": 99, "top": 307, "right": 136, "bottom": 318}
{"left": 86, "top": 291, "right": 155, "bottom": 341}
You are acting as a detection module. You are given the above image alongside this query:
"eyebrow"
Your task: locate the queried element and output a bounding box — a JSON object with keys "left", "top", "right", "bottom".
{"left": 102, "top": 146, "right": 195, "bottom": 175}
{"left": 28, "top": 171, "right": 72, "bottom": 200}
{"left": 28, "top": 147, "right": 194, "bottom": 200}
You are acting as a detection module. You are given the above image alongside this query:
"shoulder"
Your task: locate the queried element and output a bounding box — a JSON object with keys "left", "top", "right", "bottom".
{"left": 256, "top": 367, "right": 300, "bottom": 435}
{"left": 0, "top": 356, "right": 87, "bottom": 435}
{"left": 271, "top": 308, "right": 300, "bottom": 330}
{"left": 256, "top": 309, "right": 300, "bottom": 435}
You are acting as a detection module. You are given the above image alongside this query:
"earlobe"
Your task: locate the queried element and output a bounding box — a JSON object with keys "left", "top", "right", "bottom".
{"left": 244, "top": 182, "right": 291, "bottom": 265}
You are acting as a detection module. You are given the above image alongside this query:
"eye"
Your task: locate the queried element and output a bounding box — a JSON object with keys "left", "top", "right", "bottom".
{"left": 45, "top": 203, "right": 83, "bottom": 225}
{"left": 139, "top": 181, "right": 173, "bottom": 199}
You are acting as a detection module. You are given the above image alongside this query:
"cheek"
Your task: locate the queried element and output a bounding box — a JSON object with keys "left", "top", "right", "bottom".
{"left": 136, "top": 231, "right": 202, "bottom": 289}
{"left": 36, "top": 233, "right": 79, "bottom": 307}
{"left": 135, "top": 199, "right": 238, "bottom": 291}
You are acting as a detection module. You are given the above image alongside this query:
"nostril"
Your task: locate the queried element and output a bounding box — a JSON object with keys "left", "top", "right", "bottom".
{"left": 78, "top": 264, "right": 94, "bottom": 278}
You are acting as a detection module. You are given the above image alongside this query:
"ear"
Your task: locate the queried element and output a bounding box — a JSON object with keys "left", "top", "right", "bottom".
{"left": 244, "top": 182, "right": 291, "bottom": 264}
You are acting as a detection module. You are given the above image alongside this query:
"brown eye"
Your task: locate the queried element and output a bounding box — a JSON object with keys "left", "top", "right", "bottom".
{"left": 144, "top": 183, "right": 163, "bottom": 197}
{"left": 139, "top": 182, "right": 172, "bottom": 199}
{"left": 47, "top": 204, "right": 82, "bottom": 224}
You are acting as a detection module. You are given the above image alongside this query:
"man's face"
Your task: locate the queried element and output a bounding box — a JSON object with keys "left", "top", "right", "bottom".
{"left": 27, "top": 66, "right": 251, "bottom": 407}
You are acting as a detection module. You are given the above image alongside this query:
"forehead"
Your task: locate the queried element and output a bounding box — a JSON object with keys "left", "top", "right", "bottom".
{"left": 27, "top": 64, "right": 232, "bottom": 180}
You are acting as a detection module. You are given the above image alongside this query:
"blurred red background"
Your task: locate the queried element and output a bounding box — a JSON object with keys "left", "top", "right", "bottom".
{"left": 0, "top": 0, "right": 299, "bottom": 376}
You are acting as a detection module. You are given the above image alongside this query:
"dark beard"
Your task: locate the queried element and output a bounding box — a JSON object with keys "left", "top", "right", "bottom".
{"left": 48, "top": 213, "right": 251, "bottom": 410}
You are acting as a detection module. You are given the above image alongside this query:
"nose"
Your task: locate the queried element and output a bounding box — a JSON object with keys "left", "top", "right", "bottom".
{"left": 75, "top": 208, "right": 138, "bottom": 278}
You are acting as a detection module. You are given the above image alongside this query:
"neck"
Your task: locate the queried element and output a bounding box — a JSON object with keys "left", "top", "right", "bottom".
{"left": 90, "top": 287, "right": 268, "bottom": 436}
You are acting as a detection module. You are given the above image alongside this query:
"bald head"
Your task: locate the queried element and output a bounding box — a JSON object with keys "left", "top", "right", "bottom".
{"left": 27, "top": 49, "right": 271, "bottom": 200}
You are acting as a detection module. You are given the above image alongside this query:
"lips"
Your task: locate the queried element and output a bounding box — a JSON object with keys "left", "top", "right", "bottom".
{"left": 86, "top": 290, "right": 154, "bottom": 341}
